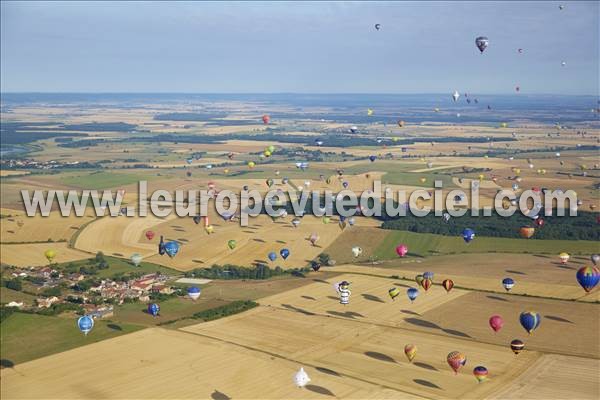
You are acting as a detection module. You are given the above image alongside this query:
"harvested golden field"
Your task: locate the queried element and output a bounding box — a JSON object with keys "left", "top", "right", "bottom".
{"left": 0, "top": 328, "right": 408, "bottom": 400}
{"left": 1, "top": 207, "right": 95, "bottom": 243}
{"left": 0, "top": 242, "right": 90, "bottom": 267}
{"left": 488, "top": 354, "right": 600, "bottom": 400}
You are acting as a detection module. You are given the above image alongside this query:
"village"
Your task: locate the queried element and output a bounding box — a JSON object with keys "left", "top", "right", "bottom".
{"left": 1, "top": 257, "right": 177, "bottom": 319}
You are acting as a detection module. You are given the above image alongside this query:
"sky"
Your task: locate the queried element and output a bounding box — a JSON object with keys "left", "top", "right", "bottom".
{"left": 1, "top": 1, "right": 598, "bottom": 94}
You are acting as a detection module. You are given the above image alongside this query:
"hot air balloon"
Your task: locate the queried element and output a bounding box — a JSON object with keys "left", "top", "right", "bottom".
{"left": 145, "top": 230, "right": 155, "bottom": 240}
{"left": 591, "top": 254, "right": 600, "bottom": 266}
{"left": 475, "top": 36, "right": 489, "bottom": 53}
{"left": 369, "top": 155, "right": 376, "bottom": 162}
{"left": 462, "top": 228, "right": 475, "bottom": 243}
{"left": 421, "top": 278, "right": 432, "bottom": 292}
{"left": 187, "top": 286, "right": 201, "bottom": 301}
{"left": 77, "top": 315, "right": 94, "bottom": 336}
{"left": 473, "top": 366, "right": 488, "bottom": 383}
{"left": 226, "top": 239, "right": 237, "bottom": 250}
{"left": 519, "top": 226, "right": 535, "bottom": 239}
{"left": 351, "top": 246, "right": 363, "bottom": 258}
{"left": 534, "top": 218, "right": 545, "bottom": 228}
{"left": 262, "top": 115, "right": 270, "bottom": 124}
{"left": 489, "top": 315, "right": 504, "bottom": 333}
{"left": 510, "top": 339, "right": 525, "bottom": 355}
{"left": 148, "top": 303, "right": 160, "bottom": 317}
{"left": 367, "top": 108, "right": 374, "bottom": 116}
{"left": 452, "top": 91, "right": 460, "bottom": 102}
{"left": 338, "top": 281, "right": 351, "bottom": 305}
{"left": 322, "top": 216, "right": 331, "bottom": 224}
{"left": 396, "top": 244, "right": 408, "bottom": 257}
{"left": 388, "top": 287, "right": 400, "bottom": 301}
{"left": 280, "top": 248, "right": 290, "bottom": 260}
{"left": 407, "top": 287, "right": 419, "bottom": 302}
{"left": 44, "top": 249, "right": 56, "bottom": 264}
{"left": 404, "top": 344, "right": 417, "bottom": 362}
{"left": 248, "top": 161, "right": 255, "bottom": 168}
{"left": 519, "top": 311, "right": 541, "bottom": 334}
{"left": 130, "top": 253, "right": 143, "bottom": 267}
{"left": 374, "top": 23, "right": 381, "bottom": 30}
{"left": 163, "top": 241, "right": 180, "bottom": 258}
{"left": 268, "top": 252, "right": 277, "bottom": 262}
{"left": 308, "top": 233, "right": 319, "bottom": 246}
{"left": 576, "top": 266, "right": 599, "bottom": 293}
{"left": 442, "top": 213, "right": 451, "bottom": 223}
{"left": 559, "top": 252, "right": 570, "bottom": 264}
{"left": 266, "top": 178, "right": 274, "bottom": 187}
{"left": 502, "top": 278, "right": 515, "bottom": 291}
{"left": 442, "top": 279, "right": 454, "bottom": 293}
{"left": 294, "top": 367, "right": 310, "bottom": 388}
{"left": 423, "top": 271, "right": 434, "bottom": 281}
{"left": 447, "top": 351, "right": 467, "bottom": 374}
{"left": 415, "top": 274, "right": 424, "bottom": 287}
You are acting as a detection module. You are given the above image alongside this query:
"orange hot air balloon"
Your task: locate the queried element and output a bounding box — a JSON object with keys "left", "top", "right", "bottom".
{"left": 404, "top": 344, "right": 417, "bottom": 362}
{"left": 447, "top": 351, "right": 467, "bottom": 374}
{"left": 442, "top": 279, "right": 454, "bottom": 293}
{"left": 519, "top": 226, "right": 535, "bottom": 239}
{"left": 262, "top": 115, "right": 270, "bottom": 124}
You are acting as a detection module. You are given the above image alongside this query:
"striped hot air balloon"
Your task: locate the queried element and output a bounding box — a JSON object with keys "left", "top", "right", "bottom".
{"left": 447, "top": 351, "right": 467, "bottom": 374}
{"left": 388, "top": 287, "right": 400, "bottom": 301}
{"left": 576, "top": 266, "right": 599, "bottom": 293}
{"left": 404, "top": 344, "right": 417, "bottom": 362}
{"left": 473, "top": 366, "right": 488, "bottom": 383}
{"left": 442, "top": 279, "right": 454, "bottom": 293}
{"left": 510, "top": 339, "right": 525, "bottom": 355}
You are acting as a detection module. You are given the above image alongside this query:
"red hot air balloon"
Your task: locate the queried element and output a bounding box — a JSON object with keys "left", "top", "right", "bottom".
{"left": 421, "top": 278, "right": 432, "bottom": 292}
{"left": 489, "top": 315, "right": 504, "bottom": 333}
{"left": 262, "top": 115, "right": 270, "bottom": 124}
{"left": 396, "top": 244, "right": 408, "bottom": 257}
{"left": 145, "top": 231, "right": 155, "bottom": 241}
{"left": 442, "top": 279, "right": 454, "bottom": 293}
{"left": 447, "top": 351, "right": 467, "bottom": 374}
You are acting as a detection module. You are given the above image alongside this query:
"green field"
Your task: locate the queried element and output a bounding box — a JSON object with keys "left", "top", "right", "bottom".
{"left": 59, "top": 171, "right": 153, "bottom": 190}
{"left": 56, "top": 256, "right": 180, "bottom": 279}
{"left": 373, "top": 230, "right": 600, "bottom": 259}
{"left": 0, "top": 312, "right": 143, "bottom": 365}
{"left": 0, "top": 287, "right": 37, "bottom": 305}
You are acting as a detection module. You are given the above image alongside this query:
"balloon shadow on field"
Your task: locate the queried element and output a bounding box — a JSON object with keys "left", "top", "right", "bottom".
{"left": 306, "top": 385, "right": 335, "bottom": 397}
{"left": 107, "top": 324, "right": 122, "bottom": 331}
{"left": 327, "top": 311, "right": 359, "bottom": 319}
{"left": 276, "top": 240, "right": 287, "bottom": 244}
{"left": 312, "top": 279, "right": 329, "bottom": 284}
{"left": 442, "top": 328, "right": 472, "bottom": 338}
{"left": 545, "top": 315, "right": 573, "bottom": 324}
{"left": 404, "top": 318, "right": 441, "bottom": 329}
{"left": 281, "top": 304, "right": 316, "bottom": 316}
{"left": 555, "top": 264, "right": 576, "bottom": 270}
{"left": 211, "top": 390, "right": 231, "bottom": 400}
{"left": 486, "top": 295, "right": 510, "bottom": 302}
{"left": 401, "top": 309, "right": 421, "bottom": 316}
{"left": 505, "top": 269, "right": 526, "bottom": 275}
{"left": 0, "top": 359, "right": 15, "bottom": 369}
{"left": 413, "top": 379, "right": 441, "bottom": 389}
{"left": 362, "top": 294, "right": 385, "bottom": 303}
{"left": 394, "top": 283, "right": 411, "bottom": 288}
{"left": 192, "top": 259, "right": 204, "bottom": 264}
{"left": 301, "top": 295, "right": 316, "bottom": 301}
{"left": 315, "top": 367, "right": 340, "bottom": 377}
{"left": 414, "top": 362, "right": 438, "bottom": 371}
{"left": 364, "top": 351, "right": 396, "bottom": 363}
{"left": 326, "top": 296, "right": 338, "bottom": 301}
{"left": 252, "top": 238, "right": 266, "bottom": 243}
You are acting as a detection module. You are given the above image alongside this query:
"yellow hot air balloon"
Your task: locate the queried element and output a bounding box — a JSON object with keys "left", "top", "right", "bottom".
{"left": 559, "top": 252, "right": 570, "bottom": 264}
{"left": 224, "top": 168, "right": 229, "bottom": 174}
{"left": 367, "top": 108, "right": 374, "bottom": 116}
{"left": 419, "top": 177, "right": 426, "bottom": 184}
{"left": 404, "top": 344, "right": 417, "bottom": 362}
{"left": 514, "top": 168, "right": 521, "bottom": 174}
{"left": 267, "top": 145, "right": 275, "bottom": 153}
{"left": 478, "top": 174, "right": 484, "bottom": 181}
{"left": 500, "top": 122, "right": 508, "bottom": 128}
{"left": 205, "top": 225, "right": 215, "bottom": 234}
{"left": 392, "top": 137, "right": 399, "bottom": 142}
{"left": 44, "top": 249, "right": 57, "bottom": 263}
{"left": 248, "top": 161, "right": 255, "bottom": 168}
{"left": 264, "top": 150, "right": 272, "bottom": 157}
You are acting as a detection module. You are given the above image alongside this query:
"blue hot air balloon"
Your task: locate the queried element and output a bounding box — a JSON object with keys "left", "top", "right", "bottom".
{"left": 187, "top": 286, "right": 201, "bottom": 301}
{"left": 462, "top": 228, "right": 475, "bottom": 243}
{"left": 77, "top": 315, "right": 94, "bottom": 336}
{"left": 502, "top": 277, "right": 515, "bottom": 291}
{"left": 407, "top": 288, "right": 419, "bottom": 302}
{"left": 148, "top": 303, "right": 160, "bottom": 317}
{"left": 268, "top": 252, "right": 277, "bottom": 262}
{"left": 280, "top": 248, "right": 290, "bottom": 260}
{"left": 576, "top": 266, "right": 599, "bottom": 293}
{"left": 163, "top": 241, "right": 180, "bottom": 258}
{"left": 519, "top": 311, "right": 541, "bottom": 334}
{"left": 423, "top": 271, "right": 434, "bottom": 280}
{"left": 369, "top": 155, "right": 376, "bottom": 162}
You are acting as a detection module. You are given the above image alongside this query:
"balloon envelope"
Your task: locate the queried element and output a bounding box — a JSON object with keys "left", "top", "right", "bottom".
{"left": 145, "top": 231, "right": 155, "bottom": 240}
{"left": 576, "top": 266, "right": 599, "bottom": 293}
{"left": 404, "top": 344, "right": 417, "bottom": 362}
{"left": 489, "top": 315, "right": 504, "bottom": 332}
{"left": 164, "top": 241, "right": 180, "bottom": 258}
{"left": 293, "top": 367, "right": 310, "bottom": 388}
{"left": 473, "top": 366, "right": 488, "bottom": 382}
{"left": 268, "top": 252, "right": 277, "bottom": 262}
{"left": 519, "top": 311, "right": 541, "bottom": 334}
{"left": 462, "top": 228, "right": 475, "bottom": 243}
{"left": 447, "top": 351, "right": 467, "bottom": 374}
{"left": 388, "top": 287, "right": 400, "bottom": 300}
{"left": 77, "top": 315, "right": 94, "bottom": 335}
{"left": 130, "top": 253, "right": 143, "bottom": 267}
{"left": 407, "top": 288, "right": 419, "bottom": 302}
{"left": 148, "top": 303, "right": 160, "bottom": 317}
{"left": 502, "top": 277, "right": 515, "bottom": 291}
{"left": 510, "top": 339, "right": 525, "bottom": 355}
{"left": 280, "top": 248, "right": 290, "bottom": 260}
{"left": 396, "top": 245, "right": 408, "bottom": 257}
{"left": 187, "top": 286, "right": 201, "bottom": 300}
{"left": 442, "top": 279, "right": 454, "bottom": 292}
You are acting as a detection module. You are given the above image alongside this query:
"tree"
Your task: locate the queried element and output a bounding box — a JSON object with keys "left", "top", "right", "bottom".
{"left": 41, "top": 287, "right": 62, "bottom": 297}
{"left": 95, "top": 251, "right": 105, "bottom": 264}
{"left": 5, "top": 278, "right": 22, "bottom": 291}
{"left": 318, "top": 253, "right": 331, "bottom": 265}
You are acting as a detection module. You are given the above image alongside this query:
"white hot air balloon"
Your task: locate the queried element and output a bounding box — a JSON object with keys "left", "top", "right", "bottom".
{"left": 130, "top": 253, "right": 143, "bottom": 267}
{"left": 452, "top": 90, "right": 460, "bottom": 102}
{"left": 351, "top": 246, "right": 363, "bottom": 258}
{"left": 294, "top": 367, "right": 311, "bottom": 388}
